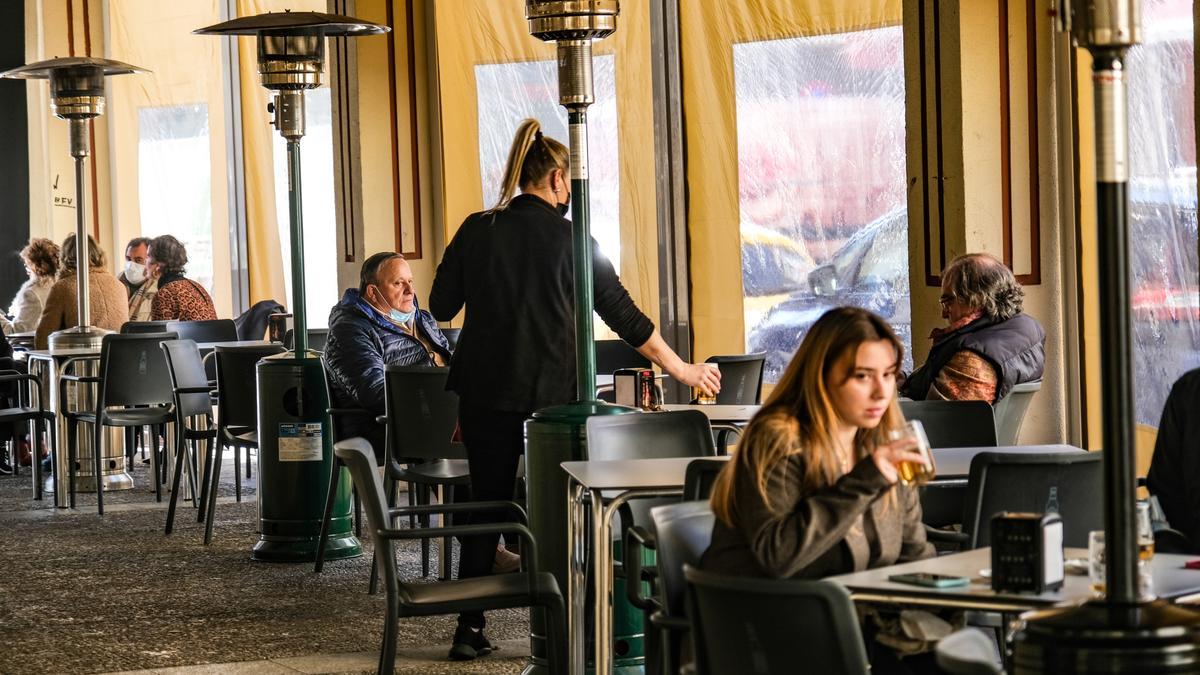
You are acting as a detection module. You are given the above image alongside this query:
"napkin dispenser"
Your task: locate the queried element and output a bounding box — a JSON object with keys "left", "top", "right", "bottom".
{"left": 613, "top": 368, "right": 660, "bottom": 410}
{"left": 990, "top": 511, "right": 1064, "bottom": 593}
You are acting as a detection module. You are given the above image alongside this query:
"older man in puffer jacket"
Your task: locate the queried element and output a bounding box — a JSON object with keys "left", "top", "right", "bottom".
{"left": 324, "top": 252, "right": 451, "bottom": 460}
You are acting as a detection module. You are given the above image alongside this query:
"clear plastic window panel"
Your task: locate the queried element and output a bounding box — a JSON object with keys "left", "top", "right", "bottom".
{"left": 1127, "top": 0, "right": 1199, "bottom": 426}
{"left": 272, "top": 87, "right": 337, "bottom": 329}
{"left": 735, "top": 28, "right": 911, "bottom": 382}
{"left": 138, "top": 104, "right": 214, "bottom": 290}
{"left": 475, "top": 55, "right": 620, "bottom": 336}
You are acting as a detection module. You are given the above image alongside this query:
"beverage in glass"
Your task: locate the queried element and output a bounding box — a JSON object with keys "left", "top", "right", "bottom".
{"left": 695, "top": 363, "right": 719, "bottom": 405}
{"left": 888, "top": 420, "right": 935, "bottom": 486}
{"left": 1088, "top": 530, "right": 1106, "bottom": 596}
{"left": 1137, "top": 500, "right": 1155, "bottom": 561}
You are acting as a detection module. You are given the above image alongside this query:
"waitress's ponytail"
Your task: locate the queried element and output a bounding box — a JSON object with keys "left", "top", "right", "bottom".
{"left": 493, "top": 118, "right": 569, "bottom": 210}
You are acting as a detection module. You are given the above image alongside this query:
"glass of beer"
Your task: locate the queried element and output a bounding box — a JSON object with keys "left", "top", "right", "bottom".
{"left": 1089, "top": 530, "right": 1106, "bottom": 596}
{"left": 695, "top": 363, "right": 719, "bottom": 405}
{"left": 888, "top": 420, "right": 935, "bottom": 486}
{"left": 1137, "top": 500, "right": 1155, "bottom": 561}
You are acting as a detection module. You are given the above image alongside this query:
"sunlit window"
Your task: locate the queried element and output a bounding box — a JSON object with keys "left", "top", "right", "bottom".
{"left": 272, "top": 87, "right": 337, "bottom": 328}
{"left": 475, "top": 55, "right": 621, "bottom": 335}
{"left": 138, "top": 104, "right": 214, "bottom": 290}
{"left": 734, "top": 27, "right": 911, "bottom": 382}
{"left": 1127, "top": 0, "right": 1200, "bottom": 426}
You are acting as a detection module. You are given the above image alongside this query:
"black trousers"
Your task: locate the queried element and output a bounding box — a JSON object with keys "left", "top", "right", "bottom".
{"left": 455, "top": 400, "right": 529, "bottom": 630}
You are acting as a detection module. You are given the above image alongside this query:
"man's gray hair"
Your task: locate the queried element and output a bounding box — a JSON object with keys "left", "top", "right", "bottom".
{"left": 942, "top": 253, "right": 1024, "bottom": 321}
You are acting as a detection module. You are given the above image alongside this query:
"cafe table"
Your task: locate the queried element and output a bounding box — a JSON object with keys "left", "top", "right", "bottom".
{"left": 931, "top": 443, "right": 1084, "bottom": 481}
{"left": 562, "top": 455, "right": 731, "bottom": 675}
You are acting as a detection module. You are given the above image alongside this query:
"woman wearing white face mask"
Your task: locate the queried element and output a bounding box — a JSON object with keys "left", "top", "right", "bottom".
{"left": 2, "top": 238, "right": 59, "bottom": 335}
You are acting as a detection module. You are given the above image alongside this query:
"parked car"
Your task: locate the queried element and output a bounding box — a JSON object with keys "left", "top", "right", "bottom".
{"left": 740, "top": 222, "right": 816, "bottom": 297}
{"left": 747, "top": 208, "right": 912, "bottom": 382}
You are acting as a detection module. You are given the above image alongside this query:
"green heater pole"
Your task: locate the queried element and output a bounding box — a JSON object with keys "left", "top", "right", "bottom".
{"left": 287, "top": 137, "right": 309, "bottom": 356}
{"left": 568, "top": 109, "right": 596, "bottom": 402}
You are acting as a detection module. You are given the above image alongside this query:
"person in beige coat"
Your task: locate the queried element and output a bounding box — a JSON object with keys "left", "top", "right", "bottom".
{"left": 35, "top": 234, "right": 129, "bottom": 349}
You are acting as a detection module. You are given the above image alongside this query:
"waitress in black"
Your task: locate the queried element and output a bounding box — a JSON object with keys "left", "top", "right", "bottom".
{"left": 430, "top": 118, "right": 720, "bottom": 661}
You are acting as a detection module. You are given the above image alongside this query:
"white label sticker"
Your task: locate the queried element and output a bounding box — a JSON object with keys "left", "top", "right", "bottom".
{"left": 278, "top": 422, "right": 323, "bottom": 462}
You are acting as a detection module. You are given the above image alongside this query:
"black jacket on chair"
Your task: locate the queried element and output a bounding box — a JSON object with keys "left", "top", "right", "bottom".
{"left": 324, "top": 289, "right": 451, "bottom": 442}
{"left": 903, "top": 313, "right": 1045, "bottom": 403}
{"left": 430, "top": 194, "right": 654, "bottom": 412}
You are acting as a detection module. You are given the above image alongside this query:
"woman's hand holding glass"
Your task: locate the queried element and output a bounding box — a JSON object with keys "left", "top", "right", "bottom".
{"left": 873, "top": 421, "right": 936, "bottom": 485}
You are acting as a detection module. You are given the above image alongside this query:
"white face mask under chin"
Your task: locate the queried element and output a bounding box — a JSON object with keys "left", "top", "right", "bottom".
{"left": 125, "top": 261, "right": 147, "bottom": 285}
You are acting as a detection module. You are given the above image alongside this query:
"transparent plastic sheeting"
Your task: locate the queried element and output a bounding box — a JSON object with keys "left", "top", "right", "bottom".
{"left": 271, "top": 87, "right": 338, "bottom": 329}
{"left": 475, "top": 55, "right": 621, "bottom": 337}
{"left": 1126, "top": 0, "right": 1200, "bottom": 427}
{"left": 137, "top": 104, "right": 215, "bottom": 292}
{"left": 475, "top": 55, "right": 621, "bottom": 268}
{"left": 734, "top": 27, "right": 911, "bottom": 382}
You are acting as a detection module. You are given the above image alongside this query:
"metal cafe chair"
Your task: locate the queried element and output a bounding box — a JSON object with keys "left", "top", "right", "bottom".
{"left": 335, "top": 437, "right": 567, "bottom": 675}
{"left": 59, "top": 332, "right": 178, "bottom": 515}
{"left": 161, "top": 339, "right": 217, "bottom": 537}
{"left": 0, "top": 367, "right": 56, "bottom": 500}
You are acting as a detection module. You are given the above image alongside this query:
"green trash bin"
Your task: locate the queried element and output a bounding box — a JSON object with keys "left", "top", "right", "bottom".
{"left": 524, "top": 401, "right": 647, "bottom": 675}
{"left": 251, "top": 351, "right": 361, "bottom": 563}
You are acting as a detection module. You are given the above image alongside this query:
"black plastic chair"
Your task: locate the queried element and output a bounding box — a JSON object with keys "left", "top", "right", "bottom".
{"left": 596, "top": 338, "right": 651, "bottom": 375}
{"left": 313, "top": 363, "right": 369, "bottom": 574}
{"left": 59, "top": 332, "right": 178, "bottom": 515}
{"left": 684, "top": 565, "right": 870, "bottom": 675}
{"left": 993, "top": 380, "right": 1041, "bottom": 446}
{"left": 929, "top": 451, "right": 1104, "bottom": 550}
{"left": 282, "top": 327, "right": 329, "bottom": 352}
{"left": 633, "top": 500, "right": 715, "bottom": 675}
{"left": 0, "top": 369, "right": 56, "bottom": 500}
{"left": 211, "top": 344, "right": 285, "bottom": 532}
{"left": 704, "top": 353, "right": 765, "bottom": 405}
{"left": 901, "top": 399, "right": 997, "bottom": 530}
{"left": 161, "top": 340, "right": 217, "bottom": 538}
{"left": 166, "top": 319, "right": 237, "bottom": 344}
{"left": 334, "top": 437, "right": 567, "bottom": 675}
{"left": 120, "top": 320, "right": 170, "bottom": 334}
{"left": 378, "top": 365, "right": 470, "bottom": 583}
{"left": 441, "top": 327, "right": 461, "bottom": 351}
{"left": 682, "top": 457, "right": 727, "bottom": 502}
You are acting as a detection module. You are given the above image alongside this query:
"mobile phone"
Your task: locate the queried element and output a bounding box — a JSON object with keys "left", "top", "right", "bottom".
{"left": 888, "top": 572, "right": 970, "bottom": 588}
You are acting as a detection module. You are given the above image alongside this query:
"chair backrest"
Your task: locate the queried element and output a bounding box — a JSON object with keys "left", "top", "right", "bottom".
{"left": 651, "top": 501, "right": 716, "bottom": 627}
{"left": 283, "top": 327, "right": 330, "bottom": 351}
{"left": 166, "top": 319, "right": 237, "bottom": 344}
{"left": 121, "top": 320, "right": 170, "bottom": 334}
{"left": 161, "top": 339, "right": 212, "bottom": 418}
{"left": 383, "top": 365, "right": 465, "bottom": 465}
{"left": 705, "top": 353, "right": 765, "bottom": 405}
{"left": 899, "top": 399, "right": 997, "bottom": 448}
{"left": 684, "top": 565, "right": 870, "bottom": 675}
{"left": 596, "top": 338, "right": 650, "bottom": 375}
{"left": 683, "top": 458, "right": 728, "bottom": 501}
{"left": 992, "top": 380, "right": 1041, "bottom": 445}
{"left": 585, "top": 411, "right": 717, "bottom": 462}
{"left": 333, "top": 438, "right": 398, "bottom": 581}
{"left": 442, "top": 327, "right": 461, "bottom": 351}
{"left": 965, "top": 451, "right": 1103, "bottom": 549}
{"left": 98, "top": 332, "right": 179, "bottom": 408}
{"left": 214, "top": 343, "right": 286, "bottom": 429}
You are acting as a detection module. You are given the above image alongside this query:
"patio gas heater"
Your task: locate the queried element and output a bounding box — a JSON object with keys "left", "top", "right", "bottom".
{"left": 1, "top": 57, "right": 146, "bottom": 502}
{"left": 196, "top": 12, "right": 387, "bottom": 562}
{"left": 1013, "top": 2, "right": 1200, "bottom": 670}
{"left": 521, "top": 2, "right": 641, "bottom": 674}
{"left": 0, "top": 57, "right": 144, "bottom": 348}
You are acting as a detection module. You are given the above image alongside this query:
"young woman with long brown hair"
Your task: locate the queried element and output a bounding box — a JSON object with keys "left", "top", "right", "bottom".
{"left": 429, "top": 118, "right": 720, "bottom": 661}
{"left": 703, "top": 306, "right": 934, "bottom": 580}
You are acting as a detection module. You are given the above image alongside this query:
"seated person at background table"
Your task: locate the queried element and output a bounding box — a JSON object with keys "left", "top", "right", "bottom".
{"left": 324, "top": 252, "right": 451, "bottom": 458}
{"left": 119, "top": 236, "right": 158, "bottom": 321}
{"left": 147, "top": 235, "right": 217, "bottom": 322}
{"left": 901, "top": 253, "right": 1044, "bottom": 403}
{"left": 703, "top": 307, "right": 939, "bottom": 671}
{"left": 1147, "top": 368, "right": 1200, "bottom": 553}
{"left": 2, "top": 238, "right": 60, "bottom": 335}
{"left": 35, "top": 234, "right": 129, "bottom": 350}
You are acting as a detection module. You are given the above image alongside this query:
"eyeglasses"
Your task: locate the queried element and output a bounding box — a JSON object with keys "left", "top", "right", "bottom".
{"left": 938, "top": 294, "right": 955, "bottom": 306}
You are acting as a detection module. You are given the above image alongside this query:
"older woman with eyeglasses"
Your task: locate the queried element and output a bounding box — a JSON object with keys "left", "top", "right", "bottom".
{"left": 901, "top": 253, "right": 1045, "bottom": 403}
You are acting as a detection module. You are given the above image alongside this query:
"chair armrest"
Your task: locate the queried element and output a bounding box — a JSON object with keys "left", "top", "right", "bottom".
{"left": 387, "top": 500, "right": 528, "bottom": 524}
{"left": 376, "top": 414, "right": 387, "bottom": 426}
{"left": 649, "top": 609, "right": 690, "bottom": 631}
{"left": 175, "top": 385, "right": 216, "bottom": 394}
{"left": 59, "top": 373, "right": 101, "bottom": 384}
{"left": 58, "top": 356, "right": 99, "bottom": 377}
{"left": 0, "top": 371, "right": 45, "bottom": 410}
{"left": 378, "top": 522, "right": 540, "bottom": 573}
{"left": 624, "top": 525, "right": 659, "bottom": 611}
{"left": 924, "top": 525, "right": 970, "bottom": 546}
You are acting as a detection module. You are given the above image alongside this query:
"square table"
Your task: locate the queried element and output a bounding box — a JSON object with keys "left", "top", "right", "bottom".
{"left": 931, "top": 444, "right": 1085, "bottom": 481}
{"left": 828, "top": 547, "right": 1200, "bottom": 613}
{"left": 561, "top": 456, "right": 730, "bottom": 675}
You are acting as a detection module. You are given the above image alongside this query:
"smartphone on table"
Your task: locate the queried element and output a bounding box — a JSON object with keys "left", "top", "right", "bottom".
{"left": 888, "top": 572, "right": 970, "bottom": 588}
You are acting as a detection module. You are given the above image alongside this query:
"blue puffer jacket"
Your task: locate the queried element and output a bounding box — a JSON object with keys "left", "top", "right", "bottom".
{"left": 324, "top": 289, "right": 451, "bottom": 442}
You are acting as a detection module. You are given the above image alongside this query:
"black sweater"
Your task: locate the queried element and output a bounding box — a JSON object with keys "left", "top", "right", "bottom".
{"left": 430, "top": 194, "right": 654, "bottom": 412}
{"left": 1148, "top": 368, "right": 1200, "bottom": 551}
